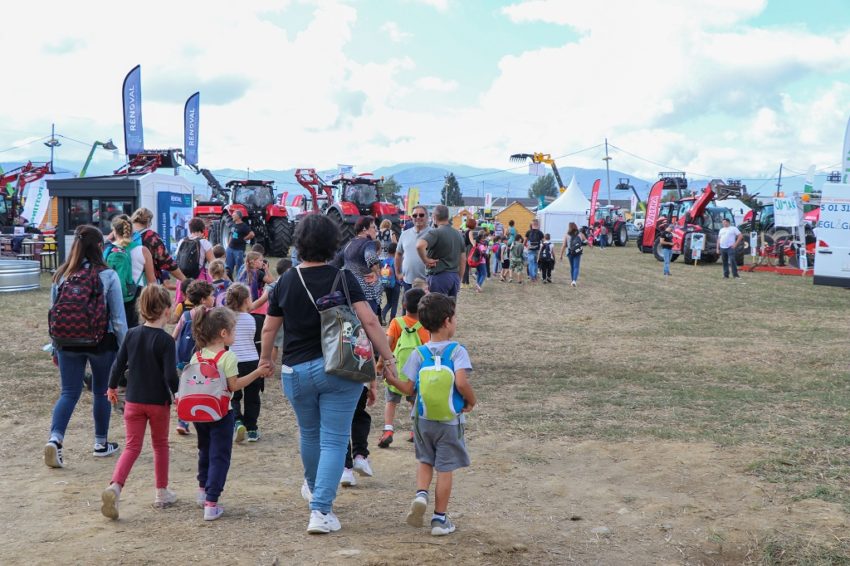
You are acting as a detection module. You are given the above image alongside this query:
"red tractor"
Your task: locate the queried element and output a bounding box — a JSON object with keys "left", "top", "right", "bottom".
{"left": 194, "top": 173, "right": 293, "bottom": 258}
{"left": 591, "top": 205, "right": 629, "bottom": 246}
{"left": 0, "top": 161, "right": 51, "bottom": 231}
{"left": 294, "top": 168, "right": 402, "bottom": 245}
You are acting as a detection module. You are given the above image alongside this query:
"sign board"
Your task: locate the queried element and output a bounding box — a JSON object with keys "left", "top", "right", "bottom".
{"left": 157, "top": 192, "right": 193, "bottom": 254}
{"left": 798, "top": 246, "right": 808, "bottom": 271}
{"left": 21, "top": 179, "right": 50, "bottom": 227}
{"left": 773, "top": 197, "right": 801, "bottom": 228}
{"left": 750, "top": 231, "right": 758, "bottom": 257}
{"left": 484, "top": 192, "right": 492, "bottom": 214}
{"left": 690, "top": 233, "right": 705, "bottom": 261}
{"left": 813, "top": 183, "right": 850, "bottom": 287}
{"left": 529, "top": 163, "right": 546, "bottom": 177}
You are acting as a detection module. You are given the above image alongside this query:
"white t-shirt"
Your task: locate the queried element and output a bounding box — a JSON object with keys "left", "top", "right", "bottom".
{"left": 230, "top": 312, "right": 259, "bottom": 362}
{"left": 130, "top": 245, "right": 146, "bottom": 286}
{"left": 718, "top": 226, "right": 741, "bottom": 249}
{"left": 396, "top": 225, "right": 432, "bottom": 284}
{"left": 177, "top": 235, "right": 213, "bottom": 270}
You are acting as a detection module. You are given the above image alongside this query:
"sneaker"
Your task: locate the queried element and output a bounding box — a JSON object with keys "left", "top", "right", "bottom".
{"left": 406, "top": 494, "right": 428, "bottom": 527}
{"left": 407, "top": 431, "right": 415, "bottom": 443}
{"left": 93, "top": 442, "right": 120, "bottom": 458}
{"left": 175, "top": 420, "right": 191, "bottom": 436}
{"left": 307, "top": 509, "right": 341, "bottom": 534}
{"left": 340, "top": 468, "right": 357, "bottom": 487}
{"left": 431, "top": 515, "right": 456, "bottom": 536}
{"left": 101, "top": 484, "right": 121, "bottom": 520}
{"left": 196, "top": 487, "right": 206, "bottom": 508}
{"left": 154, "top": 488, "right": 177, "bottom": 509}
{"left": 570, "top": 280, "right": 577, "bottom": 287}
{"left": 378, "top": 430, "right": 394, "bottom": 448}
{"left": 301, "top": 479, "right": 313, "bottom": 504}
{"left": 204, "top": 502, "right": 224, "bottom": 521}
{"left": 234, "top": 421, "right": 247, "bottom": 443}
{"left": 44, "top": 440, "right": 64, "bottom": 468}
{"left": 353, "top": 455, "right": 373, "bottom": 477}
{"left": 247, "top": 430, "right": 260, "bottom": 442}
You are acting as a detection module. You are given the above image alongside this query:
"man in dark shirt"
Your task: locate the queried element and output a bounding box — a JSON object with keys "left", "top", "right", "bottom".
{"left": 226, "top": 211, "right": 254, "bottom": 279}
{"left": 416, "top": 204, "right": 466, "bottom": 298}
{"left": 525, "top": 219, "right": 544, "bottom": 283}
{"left": 660, "top": 224, "right": 674, "bottom": 276}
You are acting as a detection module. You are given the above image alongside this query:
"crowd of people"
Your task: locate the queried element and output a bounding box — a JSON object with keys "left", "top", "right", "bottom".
{"left": 44, "top": 206, "right": 479, "bottom": 537}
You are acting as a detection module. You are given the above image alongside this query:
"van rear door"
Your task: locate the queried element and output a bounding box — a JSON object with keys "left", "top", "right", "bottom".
{"left": 813, "top": 183, "right": 850, "bottom": 287}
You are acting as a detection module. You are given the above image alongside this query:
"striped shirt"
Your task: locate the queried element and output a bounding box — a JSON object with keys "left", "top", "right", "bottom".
{"left": 231, "top": 312, "right": 259, "bottom": 362}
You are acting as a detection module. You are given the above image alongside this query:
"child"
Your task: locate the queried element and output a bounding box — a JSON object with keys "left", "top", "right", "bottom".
{"left": 102, "top": 285, "right": 179, "bottom": 519}
{"left": 499, "top": 237, "right": 510, "bottom": 281}
{"left": 226, "top": 284, "right": 263, "bottom": 442}
{"left": 208, "top": 259, "right": 231, "bottom": 306}
{"left": 412, "top": 277, "right": 429, "bottom": 292}
{"left": 173, "top": 280, "right": 216, "bottom": 436}
{"left": 508, "top": 235, "right": 525, "bottom": 284}
{"left": 380, "top": 243, "right": 400, "bottom": 325}
{"left": 212, "top": 245, "right": 226, "bottom": 260}
{"left": 237, "top": 251, "right": 273, "bottom": 301}
{"left": 383, "top": 292, "right": 476, "bottom": 536}
{"left": 378, "top": 288, "right": 430, "bottom": 448}
{"left": 538, "top": 233, "right": 555, "bottom": 284}
{"left": 250, "top": 243, "right": 265, "bottom": 255}
{"left": 189, "top": 307, "right": 270, "bottom": 520}
{"left": 250, "top": 258, "right": 292, "bottom": 361}
{"left": 170, "top": 277, "right": 195, "bottom": 324}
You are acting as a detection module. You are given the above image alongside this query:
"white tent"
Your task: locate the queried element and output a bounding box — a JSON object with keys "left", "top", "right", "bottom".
{"left": 537, "top": 175, "right": 591, "bottom": 242}
{"left": 716, "top": 198, "right": 751, "bottom": 225}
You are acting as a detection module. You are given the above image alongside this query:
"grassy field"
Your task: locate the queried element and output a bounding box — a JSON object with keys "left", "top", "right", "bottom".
{"left": 1, "top": 247, "right": 849, "bottom": 564}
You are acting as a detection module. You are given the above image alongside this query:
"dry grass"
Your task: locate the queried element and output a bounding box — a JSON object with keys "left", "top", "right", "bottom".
{"left": 2, "top": 248, "right": 849, "bottom": 564}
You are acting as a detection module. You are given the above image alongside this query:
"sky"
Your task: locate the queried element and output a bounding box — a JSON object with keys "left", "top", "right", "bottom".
{"left": 2, "top": 0, "right": 850, "bottom": 185}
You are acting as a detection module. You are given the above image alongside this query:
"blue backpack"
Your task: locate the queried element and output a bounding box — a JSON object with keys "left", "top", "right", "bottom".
{"left": 176, "top": 311, "right": 196, "bottom": 366}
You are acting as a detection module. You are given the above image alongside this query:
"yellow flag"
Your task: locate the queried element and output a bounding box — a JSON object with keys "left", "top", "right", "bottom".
{"left": 406, "top": 187, "right": 420, "bottom": 215}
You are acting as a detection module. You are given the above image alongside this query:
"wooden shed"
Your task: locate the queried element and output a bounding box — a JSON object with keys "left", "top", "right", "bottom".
{"left": 495, "top": 201, "right": 535, "bottom": 233}
{"left": 451, "top": 209, "right": 476, "bottom": 229}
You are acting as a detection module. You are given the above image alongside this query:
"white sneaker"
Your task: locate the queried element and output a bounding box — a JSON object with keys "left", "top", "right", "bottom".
{"left": 44, "top": 440, "right": 64, "bottom": 468}
{"left": 196, "top": 487, "right": 206, "bottom": 508}
{"left": 307, "top": 509, "right": 341, "bottom": 534}
{"left": 101, "top": 484, "right": 121, "bottom": 520}
{"left": 340, "top": 467, "right": 357, "bottom": 487}
{"left": 353, "top": 455, "right": 373, "bottom": 477}
{"left": 301, "top": 479, "right": 313, "bottom": 504}
{"left": 406, "top": 494, "right": 428, "bottom": 527}
{"left": 154, "top": 487, "right": 177, "bottom": 508}
{"left": 570, "top": 280, "right": 577, "bottom": 287}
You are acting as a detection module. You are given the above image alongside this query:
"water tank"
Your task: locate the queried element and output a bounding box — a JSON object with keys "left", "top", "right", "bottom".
{"left": 0, "top": 260, "right": 41, "bottom": 292}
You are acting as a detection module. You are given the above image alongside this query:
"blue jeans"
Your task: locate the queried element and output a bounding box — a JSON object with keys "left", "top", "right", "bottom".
{"left": 568, "top": 254, "right": 582, "bottom": 282}
{"left": 476, "top": 264, "right": 487, "bottom": 288}
{"left": 51, "top": 349, "right": 116, "bottom": 444}
{"left": 225, "top": 248, "right": 244, "bottom": 278}
{"left": 282, "top": 357, "right": 364, "bottom": 513}
{"left": 382, "top": 284, "right": 401, "bottom": 321}
{"left": 599, "top": 235, "right": 608, "bottom": 249}
{"left": 662, "top": 247, "right": 672, "bottom": 275}
{"left": 526, "top": 251, "right": 539, "bottom": 280}
{"left": 720, "top": 247, "right": 738, "bottom": 278}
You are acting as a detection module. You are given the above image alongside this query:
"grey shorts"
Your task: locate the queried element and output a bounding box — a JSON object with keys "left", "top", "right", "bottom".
{"left": 414, "top": 417, "right": 470, "bottom": 472}
{"left": 385, "top": 386, "right": 415, "bottom": 405}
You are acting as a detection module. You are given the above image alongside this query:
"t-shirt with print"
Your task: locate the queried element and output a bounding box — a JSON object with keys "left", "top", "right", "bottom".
{"left": 267, "top": 265, "right": 366, "bottom": 366}
{"left": 229, "top": 222, "right": 251, "bottom": 251}
{"left": 200, "top": 347, "right": 239, "bottom": 384}
{"left": 525, "top": 228, "right": 544, "bottom": 251}
{"left": 421, "top": 224, "right": 465, "bottom": 275}
{"left": 231, "top": 312, "right": 259, "bottom": 362}
{"left": 402, "top": 340, "right": 472, "bottom": 425}
{"left": 660, "top": 231, "right": 673, "bottom": 247}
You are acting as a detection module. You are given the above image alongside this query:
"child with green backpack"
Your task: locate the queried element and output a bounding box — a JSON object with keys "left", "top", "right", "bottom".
{"left": 378, "top": 288, "right": 430, "bottom": 448}
{"left": 383, "top": 292, "right": 477, "bottom": 537}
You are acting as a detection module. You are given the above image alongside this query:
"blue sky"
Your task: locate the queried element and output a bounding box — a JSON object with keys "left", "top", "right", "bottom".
{"left": 2, "top": 0, "right": 850, "bottom": 183}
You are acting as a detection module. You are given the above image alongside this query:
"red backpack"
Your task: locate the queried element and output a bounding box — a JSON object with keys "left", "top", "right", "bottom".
{"left": 48, "top": 265, "right": 109, "bottom": 347}
{"left": 176, "top": 350, "right": 232, "bottom": 422}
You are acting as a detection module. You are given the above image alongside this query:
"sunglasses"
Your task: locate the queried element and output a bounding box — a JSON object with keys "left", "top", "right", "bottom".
{"left": 412, "top": 213, "right": 426, "bottom": 218}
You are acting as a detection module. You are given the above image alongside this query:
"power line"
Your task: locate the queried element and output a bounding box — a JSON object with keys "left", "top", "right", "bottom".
{"left": 0, "top": 135, "right": 51, "bottom": 155}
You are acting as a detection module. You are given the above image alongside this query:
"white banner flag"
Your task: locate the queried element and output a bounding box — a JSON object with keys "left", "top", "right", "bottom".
{"left": 529, "top": 163, "right": 546, "bottom": 177}
{"left": 773, "top": 197, "right": 801, "bottom": 228}
{"left": 630, "top": 193, "right": 638, "bottom": 213}
{"left": 21, "top": 179, "right": 50, "bottom": 227}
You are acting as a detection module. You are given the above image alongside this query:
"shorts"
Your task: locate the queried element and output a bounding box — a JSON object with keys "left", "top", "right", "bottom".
{"left": 509, "top": 258, "right": 523, "bottom": 270}
{"left": 501, "top": 259, "right": 510, "bottom": 269}
{"left": 385, "top": 386, "right": 415, "bottom": 405}
{"left": 414, "top": 417, "right": 470, "bottom": 472}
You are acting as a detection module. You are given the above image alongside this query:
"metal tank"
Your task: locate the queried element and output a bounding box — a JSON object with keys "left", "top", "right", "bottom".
{"left": 0, "top": 260, "right": 41, "bottom": 292}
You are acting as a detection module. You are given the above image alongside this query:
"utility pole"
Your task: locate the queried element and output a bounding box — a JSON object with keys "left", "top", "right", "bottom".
{"left": 603, "top": 138, "right": 612, "bottom": 205}
{"left": 44, "top": 123, "right": 61, "bottom": 174}
{"left": 247, "top": 167, "right": 251, "bottom": 180}
{"left": 775, "top": 163, "right": 783, "bottom": 196}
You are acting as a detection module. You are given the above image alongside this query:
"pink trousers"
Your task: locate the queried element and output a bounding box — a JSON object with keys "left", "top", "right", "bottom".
{"left": 111, "top": 402, "right": 171, "bottom": 489}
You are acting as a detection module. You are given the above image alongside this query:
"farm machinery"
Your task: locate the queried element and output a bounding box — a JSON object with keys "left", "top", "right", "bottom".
{"left": 0, "top": 161, "right": 51, "bottom": 231}
{"left": 740, "top": 197, "right": 818, "bottom": 269}
{"left": 591, "top": 205, "right": 630, "bottom": 246}
{"left": 294, "top": 168, "right": 402, "bottom": 245}
{"left": 509, "top": 152, "right": 568, "bottom": 192}
{"left": 191, "top": 169, "right": 294, "bottom": 258}
{"left": 638, "top": 175, "right": 744, "bottom": 265}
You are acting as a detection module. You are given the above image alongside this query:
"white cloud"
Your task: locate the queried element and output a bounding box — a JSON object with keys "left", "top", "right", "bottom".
{"left": 410, "top": 0, "right": 449, "bottom": 12}
{"left": 381, "top": 21, "right": 412, "bottom": 42}
{"left": 414, "top": 76, "right": 459, "bottom": 92}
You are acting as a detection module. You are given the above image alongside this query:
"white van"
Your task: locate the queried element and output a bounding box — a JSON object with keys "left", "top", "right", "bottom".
{"left": 813, "top": 183, "right": 850, "bottom": 287}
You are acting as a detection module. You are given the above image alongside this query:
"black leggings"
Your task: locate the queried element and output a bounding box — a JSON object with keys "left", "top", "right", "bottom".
{"left": 345, "top": 387, "right": 371, "bottom": 468}
{"left": 231, "top": 360, "right": 262, "bottom": 430}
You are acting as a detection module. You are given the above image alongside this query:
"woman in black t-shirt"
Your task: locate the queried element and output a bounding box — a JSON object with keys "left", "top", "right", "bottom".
{"left": 259, "top": 214, "right": 397, "bottom": 534}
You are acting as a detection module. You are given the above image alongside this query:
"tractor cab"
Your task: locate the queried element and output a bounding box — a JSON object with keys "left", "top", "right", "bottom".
{"left": 593, "top": 205, "right": 624, "bottom": 223}
{"left": 231, "top": 181, "right": 275, "bottom": 212}
{"left": 332, "top": 175, "right": 382, "bottom": 215}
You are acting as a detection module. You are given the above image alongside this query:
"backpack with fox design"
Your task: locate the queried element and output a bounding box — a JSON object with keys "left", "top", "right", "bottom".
{"left": 388, "top": 318, "right": 425, "bottom": 395}
{"left": 176, "top": 350, "right": 231, "bottom": 422}
{"left": 415, "top": 343, "right": 465, "bottom": 422}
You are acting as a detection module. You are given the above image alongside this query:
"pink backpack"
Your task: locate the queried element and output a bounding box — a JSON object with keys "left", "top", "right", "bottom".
{"left": 176, "top": 350, "right": 231, "bottom": 422}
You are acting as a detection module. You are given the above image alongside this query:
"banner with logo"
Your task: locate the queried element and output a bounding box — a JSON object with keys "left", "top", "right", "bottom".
{"left": 157, "top": 192, "right": 193, "bottom": 253}
{"left": 122, "top": 65, "right": 144, "bottom": 156}
{"left": 21, "top": 179, "right": 49, "bottom": 227}
{"left": 773, "top": 197, "right": 801, "bottom": 228}
{"left": 183, "top": 91, "right": 199, "bottom": 166}
{"left": 406, "top": 187, "right": 420, "bottom": 215}
{"left": 484, "top": 192, "right": 492, "bottom": 214}
{"left": 588, "top": 179, "right": 601, "bottom": 223}
{"left": 630, "top": 193, "right": 638, "bottom": 213}
{"left": 843, "top": 114, "right": 850, "bottom": 183}
{"left": 641, "top": 180, "right": 665, "bottom": 249}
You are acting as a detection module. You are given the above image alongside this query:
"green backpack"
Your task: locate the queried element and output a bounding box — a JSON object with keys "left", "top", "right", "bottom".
{"left": 104, "top": 242, "right": 141, "bottom": 303}
{"left": 415, "top": 343, "right": 465, "bottom": 422}
{"left": 388, "top": 318, "right": 424, "bottom": 395}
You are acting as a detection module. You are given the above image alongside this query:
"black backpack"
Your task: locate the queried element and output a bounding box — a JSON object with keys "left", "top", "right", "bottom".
{"left": 540, "top": 242, "right": 553, "bottom": 261}
{"left": 176, "top": 238, "right": 201, "bottom": 278}
{"left": 570, "top": 235, "right": 583, "bottom": 255}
